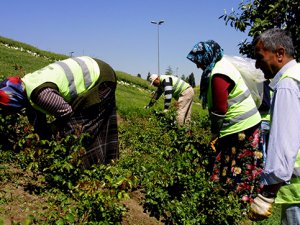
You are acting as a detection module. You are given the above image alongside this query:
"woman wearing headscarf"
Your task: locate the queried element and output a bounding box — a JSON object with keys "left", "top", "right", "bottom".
{"left": 0, "top": 56, "right": 118, "bottom": 169}
{"left": 187, "top": 40, "right": 263, "bottom": 206}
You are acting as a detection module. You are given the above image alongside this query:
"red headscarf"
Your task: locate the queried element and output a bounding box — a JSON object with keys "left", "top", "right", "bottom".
{"left": 0, "top": 76, "right": 27, "bottom": 109}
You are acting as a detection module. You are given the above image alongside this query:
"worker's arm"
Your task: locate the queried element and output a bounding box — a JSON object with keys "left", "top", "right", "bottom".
{"left": 147, "top": 88, "right": 163, "bottom": 108}
{"left": 31, "top": 87, "right": 74, "bottom": 137}
{"left": 162, "top": 77, "right": 173, "bottom": 110}
{"left": 32, "top": 87, "right": 73, "bottom": 119}
{"left": 210, "top": 74, "right": 234, "bottom": 138}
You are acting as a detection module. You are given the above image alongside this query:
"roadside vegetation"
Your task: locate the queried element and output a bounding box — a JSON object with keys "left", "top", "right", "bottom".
{"left": 0, "top": 37, "right": 280, "bottom": 225}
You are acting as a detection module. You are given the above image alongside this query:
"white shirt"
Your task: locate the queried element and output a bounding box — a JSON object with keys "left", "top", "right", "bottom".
{"left": 261, "top": 60, "right": 300, "bottom": 185}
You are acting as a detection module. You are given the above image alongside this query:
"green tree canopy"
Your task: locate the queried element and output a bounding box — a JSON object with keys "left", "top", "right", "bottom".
{"left": 165, "top": 66, "right": 173, "bottom": 75}
{"left": 221, "top": 0, "right": 300, "bottom": 60}
{"left": 186, "top": 72, "right": 196, "bottom": 88}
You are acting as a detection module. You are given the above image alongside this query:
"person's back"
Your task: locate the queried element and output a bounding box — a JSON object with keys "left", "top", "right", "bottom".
{"left": 146, "top": 74, "right": 194, "bottom": 125}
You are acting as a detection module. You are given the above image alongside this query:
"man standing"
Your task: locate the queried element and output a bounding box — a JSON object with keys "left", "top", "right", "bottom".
{"left": 146, "top": 74, "right": 194, "bottom": 126}
{"left": 249, "top": 28, "right": 300, "bottom": 224}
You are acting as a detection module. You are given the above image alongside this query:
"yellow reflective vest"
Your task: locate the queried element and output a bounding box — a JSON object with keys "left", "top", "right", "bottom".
{"left": 275, "top": 63, "right": 300, "bottom": 204}
{"left": 159, "top": 75, "right": 190, "bottom": 100}
{"left": 22, "top": 56, "right": 100, "bottom": 111}
{"left": 207, "top": 57, "right": 261, "bottom": 138}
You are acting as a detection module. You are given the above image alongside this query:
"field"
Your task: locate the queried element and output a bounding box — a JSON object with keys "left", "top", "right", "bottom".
{"left": 0, "top": 36, "right": 281, "bottom": 225}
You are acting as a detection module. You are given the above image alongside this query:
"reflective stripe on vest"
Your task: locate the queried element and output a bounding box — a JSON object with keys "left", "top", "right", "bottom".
{"left": 227, "top": 89, "right": 251, "bottom": 106}
{"left": 222, "top": 107, "right": 258, "bottom": 127}
{"left": 208, "top": 57, "right": 261, "bottom": 137}
{"left": 160, "top": 75, "right": 190, "bottom": 99}
{"left": 22, "top": 56, "right": 100, "bottom": 110}
{"left": 275, "top": 63, "right": 300, "bottom": 204}
{"left": 55, "top": 57, "right": 93, "bottom": 100}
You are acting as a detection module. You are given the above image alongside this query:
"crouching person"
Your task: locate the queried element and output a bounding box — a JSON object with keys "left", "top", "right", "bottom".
{"left": 0, "top": 56, "right": 119, "bottom": 169}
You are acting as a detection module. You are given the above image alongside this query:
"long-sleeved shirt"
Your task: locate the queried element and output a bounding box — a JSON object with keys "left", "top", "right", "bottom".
{"left": 152, "top": 76, "right": 174, "bottom": 110}
{"left": 261, "top": 59, "right": 300, "bottom": 185}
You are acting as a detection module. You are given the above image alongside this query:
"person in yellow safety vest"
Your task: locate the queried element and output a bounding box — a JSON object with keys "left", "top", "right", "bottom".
{"left": 187, "top": 40, "right": 263, "bottom": 209}
{"left": 0, "top": 56, "right": 118, "bottom": 169}
{"left": 145, "top": 74, "right": 195, "bottom": 126}
{"left": 248, "top": 28, "right": 300, "bottom": 224}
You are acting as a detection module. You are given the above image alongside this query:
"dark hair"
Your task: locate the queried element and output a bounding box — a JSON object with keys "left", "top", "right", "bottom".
{"left": 253, "top": 28, "right": 294, "bottom": 57}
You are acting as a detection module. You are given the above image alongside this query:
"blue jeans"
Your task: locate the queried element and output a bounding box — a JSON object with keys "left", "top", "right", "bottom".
{"left": 281, "top": 204, "right": 300, "bottom": 225}
{"left": 259, "top": 120, "right": 270, "bottom": 164}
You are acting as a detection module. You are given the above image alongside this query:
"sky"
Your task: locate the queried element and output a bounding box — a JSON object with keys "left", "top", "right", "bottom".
{"left": 0, "top": 0, "right": 249, "bottom": 84}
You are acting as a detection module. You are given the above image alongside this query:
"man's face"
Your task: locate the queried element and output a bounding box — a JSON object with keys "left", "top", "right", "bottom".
{"left": 254, "top": 41, "right": 280, "bottom": 79}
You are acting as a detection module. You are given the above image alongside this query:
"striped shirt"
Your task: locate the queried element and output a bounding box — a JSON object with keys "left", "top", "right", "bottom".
{"left": 32, "top": 87, "right": 73, "bottom": 118}
{"left": 153, "top": 76, "right": 173, "bottom": 110}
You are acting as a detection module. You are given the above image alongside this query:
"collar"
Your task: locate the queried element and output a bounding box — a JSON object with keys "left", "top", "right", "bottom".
{"left": 269, "top": 60, "right": 297, "bottom": 91}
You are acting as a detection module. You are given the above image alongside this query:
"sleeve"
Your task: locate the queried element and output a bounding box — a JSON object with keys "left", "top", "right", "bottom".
{"left": 32, "top": 87, "right": 73, "bottom": 119}
{"left": 211, "top": 74, "right": 234, "bottom": 115}
{"left": 162, "top": 77, "right": 173, "bottom": 110}
{"left": 148, "top": 88, "right": 163, "bottom": 107}
{"left": 262, "top": 78, "right": 300, "bottom": 185}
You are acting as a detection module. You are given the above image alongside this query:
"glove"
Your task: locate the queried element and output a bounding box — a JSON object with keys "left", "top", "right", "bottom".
{"left": 144, "top": 105, "right": 150, "bottom": 109}
{"left": 248, "top": 194, "right": 274, "bottom": 221}
{"left": 163, "top": 109, "right": 168, "bottom": 113}
{"left": 210, "top": 136, "right": 218, "bottom": 152}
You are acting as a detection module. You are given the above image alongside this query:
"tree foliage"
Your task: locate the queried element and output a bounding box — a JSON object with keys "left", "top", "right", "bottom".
{"left": 165, "top": 66, "right": 173, "bottom": 75}
{"left": 220, "top": 0, "right": 300, "bottom": 60}
{"left": 186, "top": 72, "right": 196, "bottom": 88}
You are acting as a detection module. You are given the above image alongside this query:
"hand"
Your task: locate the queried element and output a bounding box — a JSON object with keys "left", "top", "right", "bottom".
{"left": 248, "top": 194, "right": 274, "bottom": 221}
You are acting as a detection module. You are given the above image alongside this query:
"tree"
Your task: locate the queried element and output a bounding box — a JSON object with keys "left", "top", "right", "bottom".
{"left": 220, "top": 0, "right": 300, "bottom": 60}
{"left": 147, "top": 72, "right": 151, "bottom": 81}
{"left": 165, "top": 66, "right": 173, "bottom": 75}
{"left": 186, "top": 72, "right": 196, "bottom": 88}
{"left": 137, "top": 73, "right": 141, "bottom": 78}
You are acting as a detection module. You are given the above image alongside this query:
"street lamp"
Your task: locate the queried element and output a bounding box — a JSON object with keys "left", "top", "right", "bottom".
{"left": 151, "top": 20, "right": 164, "bottom": 76}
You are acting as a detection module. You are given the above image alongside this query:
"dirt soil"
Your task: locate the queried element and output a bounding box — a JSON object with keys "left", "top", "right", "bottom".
{"left": 121, "top": 190, "right": 163, "bottom": 225}
{"left": 0, "top": 164, "right": 162, "bottom": 225}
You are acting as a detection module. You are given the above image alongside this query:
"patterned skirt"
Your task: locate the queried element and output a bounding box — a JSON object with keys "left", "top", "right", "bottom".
{"left": 65, "top": 82, "right": 119, "bottom": 170}
{"left": 210, "top": 124, "right": 263, "bottom": 204}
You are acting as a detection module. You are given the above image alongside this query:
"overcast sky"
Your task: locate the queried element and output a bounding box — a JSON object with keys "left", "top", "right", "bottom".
{"left": 0, "top": 0, "right": 249, "bottom": 84}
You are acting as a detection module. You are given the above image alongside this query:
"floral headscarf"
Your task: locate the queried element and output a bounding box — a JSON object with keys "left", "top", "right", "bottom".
{"left": 187, "top": 40, "right": 224, "bottom": 108}
{"left": 0, "top": 76, "right": 27, "bottom": 109}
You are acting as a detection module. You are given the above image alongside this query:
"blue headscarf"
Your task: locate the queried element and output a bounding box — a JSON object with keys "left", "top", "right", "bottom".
{"left": 187, "top": 40, "right": 224, "bottom": 108}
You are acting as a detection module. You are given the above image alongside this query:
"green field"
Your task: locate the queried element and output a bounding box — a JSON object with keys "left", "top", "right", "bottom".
{"left": 0, "top": 36, "right": 280, "bottom": 225}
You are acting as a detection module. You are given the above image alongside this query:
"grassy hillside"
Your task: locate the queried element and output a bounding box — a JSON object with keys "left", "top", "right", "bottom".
{"left": 0, "top": 37, "right": 280, "bottom": 225}
{"left": 0, "top": 35, "right": 203, "bottom": 118}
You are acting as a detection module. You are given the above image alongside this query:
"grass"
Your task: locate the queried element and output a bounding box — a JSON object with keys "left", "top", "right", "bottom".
{"left": 0, "top": 36, "right": 281, "bottom": 225}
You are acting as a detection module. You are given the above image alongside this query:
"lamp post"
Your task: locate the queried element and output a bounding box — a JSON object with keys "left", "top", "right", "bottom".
{"left": 151, "top": 20, "right": 164, "bottom": 76}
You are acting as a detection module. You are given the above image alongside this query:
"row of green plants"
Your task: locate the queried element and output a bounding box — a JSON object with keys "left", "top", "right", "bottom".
{"left": 0, "top": 106, "right": 247, "bottom": 224}
{"left": 0, "top": 36, "right": 280, "bottom": 225}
